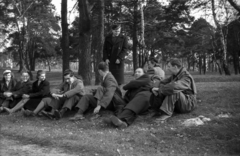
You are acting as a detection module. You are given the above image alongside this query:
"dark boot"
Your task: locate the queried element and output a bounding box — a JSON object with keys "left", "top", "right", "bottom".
{"left": 54, "top": 107, "right": 67, "bottom": 120}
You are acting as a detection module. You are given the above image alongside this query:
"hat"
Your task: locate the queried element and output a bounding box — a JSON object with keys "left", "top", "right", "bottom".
{"left": 3, "top": 70, "right": 11, "bottom": 75}
{"left": 111, "top": 24, "right": 121, "bottom": 30}
{"left": 147, "top": 68, "right": 155, "bottom": 75}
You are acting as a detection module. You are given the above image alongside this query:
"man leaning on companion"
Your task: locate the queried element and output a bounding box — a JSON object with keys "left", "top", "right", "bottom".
{"left": 150, "top": 58, "right": 197, "bottom": 122}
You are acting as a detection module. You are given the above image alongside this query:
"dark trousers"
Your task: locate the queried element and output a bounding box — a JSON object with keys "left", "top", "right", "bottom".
{"left": 150, "top": 92, "right": 195, "bottom": 116}
{"left": 75, "top": 94, "right": 98, "bottom": 113}
{"left": 117, "top": 109, "right": 136, "bottom": 125}
{"left": 75, "top": 93, "right": 115, "bottom": 113}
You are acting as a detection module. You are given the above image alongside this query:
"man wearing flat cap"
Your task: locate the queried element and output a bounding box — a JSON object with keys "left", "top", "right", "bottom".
{"left": 103, "top": 24, "right": 128, "bottom": 85}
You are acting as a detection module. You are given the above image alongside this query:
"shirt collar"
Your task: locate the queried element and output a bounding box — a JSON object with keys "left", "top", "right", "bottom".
{"left": 103, "top": 71, "right": 109, "bottom": 81}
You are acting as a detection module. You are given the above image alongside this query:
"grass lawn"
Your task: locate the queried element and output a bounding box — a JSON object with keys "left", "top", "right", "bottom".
{"left": 0, "top": 69, "right": 240, "bottom": 156}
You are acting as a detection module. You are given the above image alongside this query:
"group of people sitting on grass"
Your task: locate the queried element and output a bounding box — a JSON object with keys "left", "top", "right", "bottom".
{"left": 0, "top": 58, "right": 197, "bottom": 128}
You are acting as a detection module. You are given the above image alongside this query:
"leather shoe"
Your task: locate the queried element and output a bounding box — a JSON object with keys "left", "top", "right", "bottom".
{"left": 155, "top": 114, "right": 171, "bottom": 122}
{"left": 23, "top": 110, "right": 35, "bottom": 117}
{"left": 41, "top": 111, "right": 54, "bottom": 120}
{"left": 3, "top": 107, "right": 12, "bottom": 114}
{"left": 110, "top": 116, "right": 128, "bottom": 128}
{"left": 54, "top": 110, "right": 62, "bottom": 120}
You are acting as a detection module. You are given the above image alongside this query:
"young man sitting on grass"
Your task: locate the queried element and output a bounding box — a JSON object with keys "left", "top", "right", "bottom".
{"left": 150, "top": 58, "right": 197, "bottom": 122}
{"left": 24, "top": 69, "right": 85, "bottom": 119}
{"left": 69, "top": 62, "right": 125, "bottom": 121}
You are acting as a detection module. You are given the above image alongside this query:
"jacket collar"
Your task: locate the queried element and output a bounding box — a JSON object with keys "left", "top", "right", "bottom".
{"left": 105, "top": 34, "right": 125, "bottom": 44}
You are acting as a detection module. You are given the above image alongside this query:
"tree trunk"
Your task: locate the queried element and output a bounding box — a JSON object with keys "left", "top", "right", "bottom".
{"left": 203, "top": 54, "right": 206, "bottom": 74}
{"left": 187, "top": 56, "right": 190, "bottom": 71}
{"left": 132, "top": 2, "right": 138, "bottom": 71}
{"left": 61, "top": 0, "right": 70, "bottom": 74}
{"left": 227, "top": 0, "right": 240, "bottom": 13}
{"left": 78, "top": 0, "right": 93, "bottom": 85}
{"left": 94, "top": 0, "right": 104, "bottom": 85}
{"left": 138, "top": 48, "right": 142, "bottom": 67}
{"left": 139, "top": 1, "right": 146, "bottom": 68}
{"left": 211, "top": 0, "right": 231, "bottom": 75}
{"left": 199, "top": 56, "right": 202, "bottom": 75}
{"left": 47, "top": 58, "right": 51, "bottom": 72}
{"left": 29, "top": 39, "right": 36, "bottom": 71}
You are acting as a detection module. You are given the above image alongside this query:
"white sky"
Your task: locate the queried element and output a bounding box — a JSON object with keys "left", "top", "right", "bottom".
{"left": 51, "top": 0, "right": 78, "bottom": 24}
{"left": 50, "top": 0, "right": 214, "bottom": 26}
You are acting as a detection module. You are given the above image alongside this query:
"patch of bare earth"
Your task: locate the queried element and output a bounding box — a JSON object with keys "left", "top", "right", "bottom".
{"left": 0, "top": 137, "right": 77, "bottom": 156}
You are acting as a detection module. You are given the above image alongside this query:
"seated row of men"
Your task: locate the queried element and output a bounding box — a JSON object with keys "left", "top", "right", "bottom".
{"left": 0, "top": 59, "right": 197, "bottom": 128}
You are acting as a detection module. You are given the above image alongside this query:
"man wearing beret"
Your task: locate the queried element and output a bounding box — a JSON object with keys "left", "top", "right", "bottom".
{"left": 103, "top": 24, "right": 128, "bottom": 85}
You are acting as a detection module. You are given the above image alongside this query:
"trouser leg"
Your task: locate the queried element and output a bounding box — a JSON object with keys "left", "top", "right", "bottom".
{"left": 175, "top": 94, "right": 194, "bottom": 113}
{"left": 10, "top": 99, "right": 29, "bottom": 113}
{"left": 62, "top": 95, "right": 81, "bottom": 110}
{"left": 47, "top": 97, "right": 65, "bottom": 110}
{"left": 2, "top": 100, "right": 10, "bottom": 108}
{"left": 160, "top": 92, "right": 188, "bottom": 116}
{"left": 117, "top": 109, "right": 136, "bottom": 125}
{"left": 150, "top": 93, "right": 165, "bottom": 111}
{"left": 33, "top": 100, "right": 46, "bottom": 114}
{"left": 75, "top": 94, "right": 97, "bottom": 114}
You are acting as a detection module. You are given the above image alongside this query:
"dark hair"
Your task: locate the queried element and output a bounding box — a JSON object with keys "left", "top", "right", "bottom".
{"left": 63, "top": 69, "right": 74, "bottom": 77}
{"left": 168, "top": 59, "right": 182, "bottom": 68}
{"left": 111, "top": 24, "right": 121, "bottom": 30}
{"left": 149, "top": 57, "right": 158, "bottom": 64}
{"left": 98, "top": 62, "right": 109, "bottom": 72}
{"left": 21, "top": 70, "right": 30, "bottom": 76}
{"left": 36, "top": 70, "right": 46, "bottom": 79}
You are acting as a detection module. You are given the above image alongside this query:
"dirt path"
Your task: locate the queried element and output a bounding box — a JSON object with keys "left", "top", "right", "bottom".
{"left": 0, "top": 138, "right": 78, "bottom": 156}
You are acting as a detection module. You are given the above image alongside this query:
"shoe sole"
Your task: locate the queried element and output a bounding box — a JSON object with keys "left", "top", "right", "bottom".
{"left": 111, "top": 116, "right": 127, "bottom": 128}
{"left": 41, "top": 112, "right": 54, "bottom": 120}
{"left": 69, "top": 115, "right": 85, "bottom": 121}
{"left": 155, "top": 115, "right": 171, "bottom": 122}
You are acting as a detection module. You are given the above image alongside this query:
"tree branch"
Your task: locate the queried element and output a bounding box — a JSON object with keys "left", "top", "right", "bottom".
{"left": 227, "top": 0, "right": 240, "bottom": 14}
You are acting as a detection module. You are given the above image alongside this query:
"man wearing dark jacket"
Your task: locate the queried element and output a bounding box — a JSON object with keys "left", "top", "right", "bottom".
{"left": 110, "top": 68, "right": 152, "bottom": 128}
{"left": 103, "top": 24, "right": 128, "bottom": 85}
{"left": 150, "top": 59, "right": 197, "bottom": 122}
{"left": 69, "top": 62, "right": 125, "bottom": 121}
